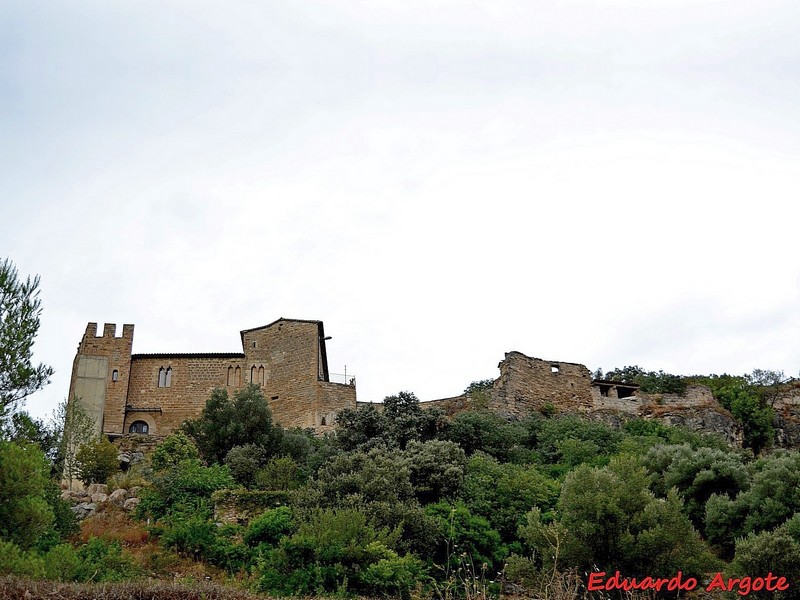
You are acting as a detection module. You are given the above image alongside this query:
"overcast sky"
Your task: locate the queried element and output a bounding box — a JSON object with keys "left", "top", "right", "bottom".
{"left": 3, "top": 0, "right": 800, "bottom": 421}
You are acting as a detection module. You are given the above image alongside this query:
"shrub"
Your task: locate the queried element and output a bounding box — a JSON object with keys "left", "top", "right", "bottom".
{"left": 75, "top": 537, "right": 142, "bottom": 582}
{"left": 225, "top": 444, "right": 269, "bottom": 487}
{"left": 244, "top": 506, "right": 295, "bottom": 547}
{"left": 75, "top": 437, "right": 120, "bottom": 485}
{"left": 0, "top": 540, "right": 46, "bottom": 578}
{"left": 255, "top": 508, "right": 422, "bottom": 597}
{"left": 43, "top": 543, "right": 81, "bottom": 581}
{"left": 150, "top": 431, "right": 200, "bottom": 471}
{"left": 136, "top": 459, "right": 235, "bottom": 521}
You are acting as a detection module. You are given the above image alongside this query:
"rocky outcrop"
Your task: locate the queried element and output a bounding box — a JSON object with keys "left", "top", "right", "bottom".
{"left": 61, "top": 485, "right": 143, "bottom": 521}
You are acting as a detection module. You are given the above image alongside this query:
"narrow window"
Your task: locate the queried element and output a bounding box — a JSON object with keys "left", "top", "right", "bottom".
{"left": 258, "top": 365, "right": 265, "bottom": 385}
{"left": 551, "top": 365, "right": 560, "bottom": 374}
{"left": 234, "top": 366, "right": 241, "bottom": 386}
{"left": 227, "top": 366, "right": 233, "bottom": 386}
{"left": 251, "top": 365, "right": 256, "bottom": 383}
{"left": 252, "top": 341, "right": 257, "bottom": 348}
{"left": 165, "top": 367, "right": 172, "bottom": 387}
{"left": 321, "top": 416, "right": 327, "bottom": 426}
{"left": 158, "top": 367, "right": 166, "bottom": 387}
{"left": 112, "top": 369, "right": 119, "bottom": 382}
{"left": 129, "top": 420, "right": 149, "bottom": 434}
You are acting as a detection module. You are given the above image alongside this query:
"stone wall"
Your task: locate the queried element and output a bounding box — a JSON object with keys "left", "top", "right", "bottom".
{"left": 68, "top": 318, "right": 358, "bottom": 439}
{"left": 490, "top": 351, "right": 594, "bottom": 417}
{"left": 127, "top": 355, "right": 244, "bottom": 434}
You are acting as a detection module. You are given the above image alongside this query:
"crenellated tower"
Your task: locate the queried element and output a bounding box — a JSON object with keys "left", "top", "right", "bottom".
{"left": 67, "top": 322, "right": 134, "bottom": 435}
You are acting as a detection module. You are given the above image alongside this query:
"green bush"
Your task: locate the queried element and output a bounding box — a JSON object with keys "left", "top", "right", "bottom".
{"left": 255, "top": 508, "right": 422, "bottom": 597}
{"left": 75, "top": 537, "right": 142, "bottom": 582}
{"left": 225, "top": 444, "right": 269, "bottom": 487}
{"left": 150, "top": 431, "right": 200, "bottom": 471}
{"left": 43, "top": 543, "right": 80, "bottom": 581}
{"left": 136, "top": 459, "right": 235, "bottom": 520}
{"left": 0, "top": 540, "right": 46, "bottom": 578}
{"left": 244, "top": 506, "right": 295, "bottom": 547}
{"left": 75, "top": 437, "right": 120, "bottom": 485}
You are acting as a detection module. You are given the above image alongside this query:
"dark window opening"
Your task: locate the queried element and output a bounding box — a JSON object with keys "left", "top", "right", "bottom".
{"left": 597, "top": 384, "right": 612, "bottom": 397}
{"left": 271, "top": 395, "right": 279, "bottom": 401}
{"left": 129, "top": 420, "right": 149, "bottom": 434}
{"left": 617, "top": 387, "right": 636, "bottom": 399}
{"left": 112, "top": 369, "right": 119, "bottom": 382}
{"left": 321, "top": 416, "right": 327, "bottom": 426}
{"left": 252, "top": 341, "right": 256, "bottom": 348}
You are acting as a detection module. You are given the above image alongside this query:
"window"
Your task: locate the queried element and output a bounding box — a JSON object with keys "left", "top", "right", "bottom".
{"left": 251, "top": 365, "right": 256, "bottom": 383}
{"left": 112, "top": 369, "right": 119, "bottom": 382}
{"left": 234, "top": 366, "right": 241, "bottom": 386}
{"left": 321, "top": 416, "right": 327, "bottom": 426}
{"left": 129, "top": 420, "right": 149, "bottom": 434}
{"left": 551, "top": 365, "right": 560, "bottom": 374}
{"left": 227, "top": 366, "right": 233, "bottom": 386}
{"left": 158, "top": 366, "right": 172, "bottom": 387}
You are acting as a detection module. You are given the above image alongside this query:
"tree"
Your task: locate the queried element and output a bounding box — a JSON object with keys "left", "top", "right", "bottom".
{"left": 75, "top": 436, "right": 119, "bottom": 485}
{"left": 182, "top": 384, "right": 284, "bottom": 464}
{"left": 0, "top": 441, "right": 55, "bottom": 549}
{"left": 0, "top": 258, "right": 53, "bottom": 422}
{"left": 57, "top": 397, "right": 97, "bottom": 489}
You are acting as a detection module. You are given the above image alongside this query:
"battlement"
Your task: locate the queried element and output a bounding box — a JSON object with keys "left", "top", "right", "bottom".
{"left": 84, "top": 322, "right": 134, "bottom": 340}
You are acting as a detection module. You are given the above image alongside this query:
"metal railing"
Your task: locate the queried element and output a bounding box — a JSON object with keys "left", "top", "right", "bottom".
{"left": 328, "top": 372, "right": 356, "bottom": 386}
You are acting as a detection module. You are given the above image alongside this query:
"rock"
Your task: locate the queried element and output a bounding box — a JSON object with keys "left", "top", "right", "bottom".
{"left": 123, "top": 497, "right": 140, "bottom": 511}
{"left": 109, "top": 488, "right": 128, "bottom": 506}
{"left": 90, "top": 492, "right": 108, "bottom": 504}
{"left": 71, "top": 502, "right": 98, "bottom": 520}
{"left": 129, "top": 486, "right": 142, "bottom": 497}
{"left": 87, "top": 483, "right": 109, "bottom": 496}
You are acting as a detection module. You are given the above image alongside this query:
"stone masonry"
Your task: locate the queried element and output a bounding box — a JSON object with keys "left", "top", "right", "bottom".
{"left": 67, "top": 318, "right": 356, "bottom": 439}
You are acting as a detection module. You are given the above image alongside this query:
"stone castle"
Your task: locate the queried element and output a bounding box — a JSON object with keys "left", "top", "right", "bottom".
{"left": 67, "top": 318, "right": 356, "bottom": 438}
{"left": 70, "top": 317, "right": 800, "bottom": 447}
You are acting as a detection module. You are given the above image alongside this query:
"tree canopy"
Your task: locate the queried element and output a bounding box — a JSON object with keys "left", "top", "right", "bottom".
{"left": 0, "top": 258, "right": 53, "bottom": 424}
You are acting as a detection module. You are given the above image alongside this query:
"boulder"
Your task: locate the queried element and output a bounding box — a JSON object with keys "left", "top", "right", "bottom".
{"left": 86, "top": 483, "right": 109, "bottom": 496}
{"left": 123, "top": 497, "right": 140, "bottom": 512}
{"left": 109, "top": 488, "right": 128, "bottom": 506}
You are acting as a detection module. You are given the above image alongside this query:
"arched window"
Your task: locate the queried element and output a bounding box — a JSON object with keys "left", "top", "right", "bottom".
{"left": 227, "top": 366, "right": 233, "bottom": 386}
{"left": 258, "top": 366, "right": 265, "bottom": 385}
{"left": 158, "top": 366, "right": 172, "bottom": 387}
{"left": 234, "top": 366, "right": 241, "bottom": 386}
{"left": 251, "top": 365, "right": 256, "bottom": 383}
{"left": 112, "top": 369, "right": 119, "bottom": 382}
{"left": 129, "top": 420, "right": 149, "bottom": 434}
{"left": 321, "top": 416, "right": 327, "bottom": 426}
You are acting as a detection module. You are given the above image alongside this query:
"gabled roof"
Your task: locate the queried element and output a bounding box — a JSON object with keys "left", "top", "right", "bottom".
{"left": 239, "top": 318, "right": 324, "bottom": 345}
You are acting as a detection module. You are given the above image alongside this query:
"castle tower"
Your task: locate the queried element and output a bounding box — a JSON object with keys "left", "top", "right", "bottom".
{"left": 67, "top": 323, "right": 134, "bottom": 436}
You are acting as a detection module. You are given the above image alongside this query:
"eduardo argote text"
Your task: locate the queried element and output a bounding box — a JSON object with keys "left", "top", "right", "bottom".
{"left": 588, "top": 571, "right": 790, "bottom": 596}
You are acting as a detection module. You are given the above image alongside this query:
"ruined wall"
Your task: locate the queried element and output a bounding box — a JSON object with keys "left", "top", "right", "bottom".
{"left": 67, "top": 323, "right": 134, "bottom": 436}
{"left": 490, "top": 351, "right": 594, "bottom": 417}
